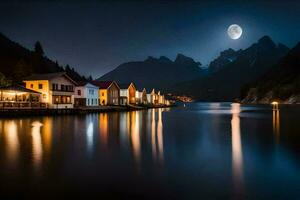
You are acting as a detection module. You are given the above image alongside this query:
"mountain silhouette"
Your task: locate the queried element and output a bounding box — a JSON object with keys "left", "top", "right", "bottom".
{"left": 242, "top": 42, "right": 300, "bottom": 103}
{"left": 98, "top": 54, "right": 203, "bottom": 90}
{"left": 174, "top": 35, "right": 290, "bottom": 101}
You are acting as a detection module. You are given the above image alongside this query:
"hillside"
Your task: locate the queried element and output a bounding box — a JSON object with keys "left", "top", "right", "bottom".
{"left": 98, "top": 54, "right": 204, "bottom": 90}
{"left": 0, "top": 33, "right": 85, "bottom": 83}
{"left": 242, "top": 42, "right": 300, "bottom": 103}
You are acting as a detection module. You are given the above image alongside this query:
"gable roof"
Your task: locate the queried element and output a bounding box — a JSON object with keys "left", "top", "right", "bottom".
{"left": 24, "top": 72, "right": 78, "bottom": 85}
{"left": 0, "top": 85, "right": 41, "bottom": 94}
{"left": 119, "top": 82, "right": 136, "bottom": 90}
{"left": 91, "top": 80, "right": 113, "bottom": 89}
{"left": 76, "top": 81, "right": 99, "bottom": 88}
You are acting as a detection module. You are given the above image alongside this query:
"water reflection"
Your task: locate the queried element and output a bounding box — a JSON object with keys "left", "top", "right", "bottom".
{"left": 86, "top": 116, "right": 94, "bottom": 153}
{"left": 273, "top": 109, "right": 280, "bottom": 143}
{"left": 4, "top": 121, "right": 19, "bottom": 167}
{"left": 99, "top": 113, "right": 108, "bottom": 147}
{"left": 131, "top": 111, "right": 141, "bottom": 163}
{"left": 31, "top": 121, "right": 43, "bottom": 170}
{"left": 151, "top": 109, "right": 164, "bottom": 164}
{"left": 231, "top": 103, "right": 244, "bottom": 196}
{"left": 42, "top": 117, "right": 52, "bottom": 156}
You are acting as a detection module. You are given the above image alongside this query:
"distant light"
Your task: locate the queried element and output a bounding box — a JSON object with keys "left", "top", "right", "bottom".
{"left": 271, "top": 101, "right": 278, "bottom": 105}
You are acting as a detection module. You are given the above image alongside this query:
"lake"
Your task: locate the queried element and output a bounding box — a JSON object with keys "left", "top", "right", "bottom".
{"left": 0, "top": 103, "right": 300, "bottom": 199}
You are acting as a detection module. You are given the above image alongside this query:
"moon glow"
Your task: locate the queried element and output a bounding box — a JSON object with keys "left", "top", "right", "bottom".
{"left": 227, "top": 24, "right": 242, "bottom": 40}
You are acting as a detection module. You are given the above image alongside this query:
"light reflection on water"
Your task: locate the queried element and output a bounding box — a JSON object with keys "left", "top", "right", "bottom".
{"left": 0, "top": 103, "right": 300, "bottom": 198}
{"left": 231, "top": 103, "right": 244, "bottom": 197}
{"left": 31, "top": 121, "right": 43, "bottom": 171}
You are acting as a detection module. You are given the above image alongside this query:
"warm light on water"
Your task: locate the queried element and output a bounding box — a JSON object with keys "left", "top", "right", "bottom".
{"left": 0, "top": 103, "right": 300, "bottom": 198}
{"left": 231, "top": 103, "right": 244, "bottom": 196}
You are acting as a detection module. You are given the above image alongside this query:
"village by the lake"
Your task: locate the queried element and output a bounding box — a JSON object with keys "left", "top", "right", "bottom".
{"left": 0, "top": 72, "right": 173, "bottom": 116}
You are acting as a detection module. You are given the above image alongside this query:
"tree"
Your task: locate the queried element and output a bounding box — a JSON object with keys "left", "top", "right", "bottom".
{"left": 87, "top": 75, "right": 93, "bottom": 81}
{"left": 0, "top": 72, "right": 11, "bottom": 86}
{"left": 13, "top": 59, "right": 31, "bottom": 82}
{"left": 34, "top": 41, "right": 44, "bottom": 56}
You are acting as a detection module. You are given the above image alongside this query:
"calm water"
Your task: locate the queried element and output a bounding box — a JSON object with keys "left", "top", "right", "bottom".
{"left": 1, "top": 103, "right": 300, "bottom": 199}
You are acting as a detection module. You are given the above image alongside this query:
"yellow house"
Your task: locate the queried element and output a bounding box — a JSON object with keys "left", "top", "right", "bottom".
{"left": 23, "top": 72, "right": 77, "bottom": 108}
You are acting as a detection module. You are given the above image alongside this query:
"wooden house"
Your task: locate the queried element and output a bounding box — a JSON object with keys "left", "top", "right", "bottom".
{"left": 119, "top": 82, "right": 136, "bottom": 105}
{"left": 92, "top": 81, "right": 120, "bottom": 105}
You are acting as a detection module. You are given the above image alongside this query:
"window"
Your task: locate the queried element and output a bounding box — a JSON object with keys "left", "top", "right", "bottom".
{"left": 91, "top": 99, "right": 93, "bottom": 105}
{"left": 43, "top": 94, "right": 47, "bottom": 99}
{"left": 87, "top": 99, "right": 90, "bottom": 105}
{"left": 102, "top": 92, "right": 104, "bottom": 96}
{"left": 30, "top": 84, "right": 33, "bottom": 89}
{"left": 89, "top": 89, "right": 94, "bottom": 95}
{"left": 77, "top": 90, "right": 81, "bottom": 95}
{"left": 38, "top": 84, "right": 43, "bottom": 89}
{"left": 61, "top": 85, "right": 65, "bottom": 91}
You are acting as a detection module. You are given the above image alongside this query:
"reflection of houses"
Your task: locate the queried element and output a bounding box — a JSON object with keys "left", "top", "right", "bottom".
{"left": 92, "top": 81, "right": 120, "bottom": 105}
{"left": 136, "top": 88, "right": 148, "bottom": 105}
{"left": 24, "top": 72, "right": 77, "bottom": 108}
{"left": 74, "top": 82, "right": 99, "bottom": 107}
{"left": 119, "top": 82, "right": 136, "bottom": 105}
{"left": 0, "top": 85, "right": 42, "bottom": 108}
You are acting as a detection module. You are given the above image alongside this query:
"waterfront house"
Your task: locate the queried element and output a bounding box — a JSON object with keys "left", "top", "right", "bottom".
{"left": 151, "top": 89, "right": 158, "bottom": 105}
{"left": 92, "top": 81, "right": 120, "bottom": 105}
{"left": 23, "top": 72, "right": 77, "bottom": 108}
{"left": 74, "top": 82, "right": 99, "bottom": 107}
{"left": 158, "top": 91, "right": 165, "bottom": 104}
{"left": 119, "top": 82, "right": 136, "bottom": 105}
{"left": 0, "top": 85, "right": 42, "bottom": 108}
{"left": 136, "top": 87, "right": 148, "bottom": 104}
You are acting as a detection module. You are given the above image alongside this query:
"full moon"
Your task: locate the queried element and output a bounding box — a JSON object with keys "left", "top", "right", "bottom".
{"left": 227, "top": 24, "right": 242, "bottom": 40}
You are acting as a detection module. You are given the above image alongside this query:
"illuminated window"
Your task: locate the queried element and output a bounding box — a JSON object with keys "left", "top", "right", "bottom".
{"left": 38, "top": 84, "right": 43, "bottom": 89}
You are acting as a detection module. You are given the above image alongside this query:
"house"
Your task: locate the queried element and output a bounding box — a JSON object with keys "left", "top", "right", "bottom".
{"left": 119, "top": 82, "right": 136, "bottom": 105}
{"left": 23, "top": 72, "right": 77, "bottom": 108}
{"left": 92, "top": 81, "right": 120, "bottom": 105}
{"left": 136, "top": 87, "right": 147, "bottom": 104}
{"left": 0, "top": 85, "right": 42, "bottom": 108}
{"left": 74, "top": 82, "right": 99, "bottom": 107}
{"left": 150, "top": 89, "right": 158, "bottom": 105}
{"left": 158, "top": 91, "right": 165, "bottom": 104}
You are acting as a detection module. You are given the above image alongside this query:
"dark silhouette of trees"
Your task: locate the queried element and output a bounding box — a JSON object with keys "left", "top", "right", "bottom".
{"left": 34, "top": 41, "right": 44, "bottom": 56}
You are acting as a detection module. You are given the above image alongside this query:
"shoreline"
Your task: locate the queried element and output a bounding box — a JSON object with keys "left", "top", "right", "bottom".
{"left": 0, "top": 104, "right": 175, "bottom": 118}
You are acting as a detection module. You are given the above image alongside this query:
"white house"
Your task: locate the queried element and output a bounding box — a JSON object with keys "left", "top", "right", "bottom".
{"left": 74, "top": 82, "right": 99, "bottom": 107}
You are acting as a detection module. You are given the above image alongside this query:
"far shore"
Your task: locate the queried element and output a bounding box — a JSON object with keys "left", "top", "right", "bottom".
{"left": 0, "top": 104, "right": 175, "bottom": 118}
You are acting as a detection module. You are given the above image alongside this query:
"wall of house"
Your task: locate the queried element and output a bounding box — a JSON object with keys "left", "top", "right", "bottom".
{"left": 99, "top": 89, "right": 107, "bottom": 105}
{"left": 24, "top": 80, "right": 49, "bottom": 103}
{"left": 128, "top": 84, "right": 136, "bottom": 104}
{"left": 107, "top": 83, "right": 119, "bottom": 105}
{"left": 85, "top": 85, "right": 99, "bottom": 106}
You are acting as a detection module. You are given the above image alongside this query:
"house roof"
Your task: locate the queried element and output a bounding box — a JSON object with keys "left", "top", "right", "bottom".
{"left": 119, "top": 82, "right": 136, "bottom": 89}
{"left": 0, "top": 85, "right": 41, "bottom": 94}
{"left": 91, "top": 80, "right": 114, "bottom": 89}
{"left": 24, "top": 72, "right": 77, "bottom": 85}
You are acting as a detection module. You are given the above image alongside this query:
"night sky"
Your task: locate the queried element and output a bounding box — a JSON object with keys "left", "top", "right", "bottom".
{"left": 0, "top": 0, "right": 299, "bottom": 78}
